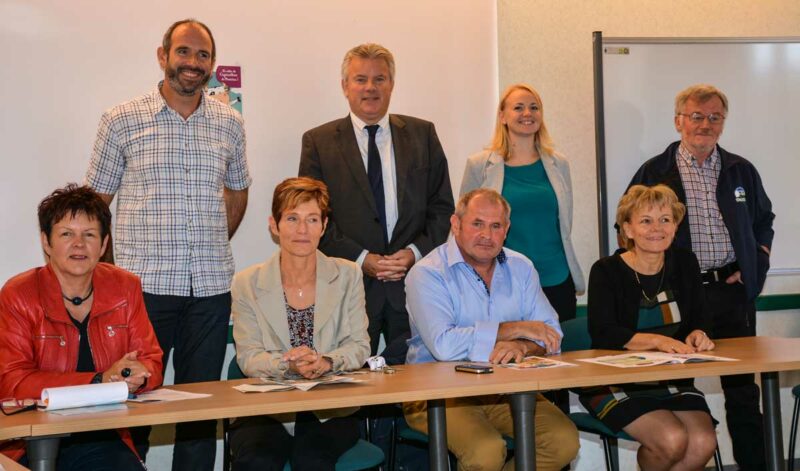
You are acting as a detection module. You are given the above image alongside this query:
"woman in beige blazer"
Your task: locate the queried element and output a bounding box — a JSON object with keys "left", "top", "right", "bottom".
{"left": 460, "top": 83, "right": 584, "bottom": 324}
{"left": 230, "top": 177, "right": 370, "bottom": 471}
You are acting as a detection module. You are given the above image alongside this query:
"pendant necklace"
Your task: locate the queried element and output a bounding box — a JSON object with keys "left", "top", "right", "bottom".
{"left": 633, "top": 258, "right": 665, "bottom": 304}
{"left": 62, "top": 285, "right": 94, "bottom": 306}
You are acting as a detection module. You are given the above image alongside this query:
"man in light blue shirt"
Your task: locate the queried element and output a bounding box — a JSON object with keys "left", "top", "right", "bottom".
{"left": 404, "top": 188, "right": 578, "bottom": 470}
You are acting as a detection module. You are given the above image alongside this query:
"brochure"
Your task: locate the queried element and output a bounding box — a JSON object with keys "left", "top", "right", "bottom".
{"left": 233, "top": 375, "right": 364, "bottom": 393}
{"left": 579, "top": 352, "right": 738, "bottom": 368}
{"left": 496, "top": 356, "right": 577, "bottom": 370}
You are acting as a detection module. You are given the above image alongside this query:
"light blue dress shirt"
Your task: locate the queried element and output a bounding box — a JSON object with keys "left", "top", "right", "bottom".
{"left": 405, "top": 237, "right": 562, "bottom": 364}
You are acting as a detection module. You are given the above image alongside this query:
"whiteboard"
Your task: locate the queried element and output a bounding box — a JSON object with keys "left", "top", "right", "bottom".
{"left": 597, "top": 37, "right": 800, "bottom": 273}
{"left": 0, "top": 0, "right": 497, "bottom": 284}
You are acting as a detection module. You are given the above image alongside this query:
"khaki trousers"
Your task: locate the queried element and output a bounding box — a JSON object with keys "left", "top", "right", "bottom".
{"left": 404, "top": 394, "right": 578, "bottom": 471}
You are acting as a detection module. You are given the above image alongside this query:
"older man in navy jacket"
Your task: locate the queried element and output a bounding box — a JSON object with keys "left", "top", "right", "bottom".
{"left": 629, "top": 84, "right": 774, "bottom": 471}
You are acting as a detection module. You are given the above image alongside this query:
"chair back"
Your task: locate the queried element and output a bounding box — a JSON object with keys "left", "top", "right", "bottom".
{"left": 228, "top": 356, "right": 246, "bottom": 380}
{"left": 560, "top": 316, "right": 592, "bottom": 352}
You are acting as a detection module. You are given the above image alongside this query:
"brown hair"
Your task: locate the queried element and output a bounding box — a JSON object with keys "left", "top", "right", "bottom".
{"left": 455, "top": 188, "right": 511, "bottom": 223}
{"left": 271, "top": 177, "right": 330, "bottom": 223}
{"left": 38, "top": 184, "right": 112, "bottom": 241}
{"left": 162, "top": 19, "right": 216, "bottom": 61}
{"left": 616, "top": 184, "right": 686, "bottom": 250}
{"left": 490, "top": 83, "right": 556, "bottom": 159}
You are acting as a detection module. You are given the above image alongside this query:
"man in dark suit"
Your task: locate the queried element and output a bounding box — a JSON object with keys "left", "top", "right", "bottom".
{"left": 299, "top": 43, "right": 454, "bottom": 358}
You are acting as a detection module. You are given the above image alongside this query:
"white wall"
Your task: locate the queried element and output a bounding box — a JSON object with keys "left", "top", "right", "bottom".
{"left": 0, "top": 0, "right": 498, "bottom": 283}
{"left": 0, "top": 2, "right": 498, "bottom": 470}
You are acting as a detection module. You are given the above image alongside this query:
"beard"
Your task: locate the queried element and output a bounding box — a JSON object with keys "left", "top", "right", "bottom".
{"left": 165, "top": 64, "right": 212, "bottom": 97}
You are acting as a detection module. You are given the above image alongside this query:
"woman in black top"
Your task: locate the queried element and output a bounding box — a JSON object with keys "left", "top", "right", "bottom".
{"left": 580, "top": 184, "right": 717, "bottom": 471}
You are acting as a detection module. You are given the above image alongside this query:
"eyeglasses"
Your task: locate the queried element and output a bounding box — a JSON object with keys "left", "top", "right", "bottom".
{"left": 678, "top": 112, "right": 726, "bottom": 125}
{"left": 1, "top": 398, "right": 37, "bottom": 416}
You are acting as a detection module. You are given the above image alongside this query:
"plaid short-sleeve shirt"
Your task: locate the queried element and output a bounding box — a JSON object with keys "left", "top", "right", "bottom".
{"left": 675, "top": 144, "right": 735, "bottom": 270}
{"left": 86, "top": 84, "right": 252, "bottom": 297}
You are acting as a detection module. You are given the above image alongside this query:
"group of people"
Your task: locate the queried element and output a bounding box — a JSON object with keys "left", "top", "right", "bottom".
{"left": 0, "top": 17, "right": 774, "bottom": 471}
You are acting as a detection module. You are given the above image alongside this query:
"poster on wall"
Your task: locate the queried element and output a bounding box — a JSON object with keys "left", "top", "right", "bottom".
{"left": 207, "top": 65, "right": 242, "bottom": 114}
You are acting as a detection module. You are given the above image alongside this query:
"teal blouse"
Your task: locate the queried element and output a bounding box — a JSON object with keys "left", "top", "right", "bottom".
{"left": 501, "top": 161, "right": 569, "bottom": 287}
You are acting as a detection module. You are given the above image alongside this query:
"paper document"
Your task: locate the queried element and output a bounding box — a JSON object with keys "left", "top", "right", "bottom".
{"left": 129, "top": 388, "right": 211, "bottom": 403}
{"left": 41, "top": 382, "right": 128, "bottom": 411}
{"left": 233, "top": 375, "right": 364, "bottom": 393}
{"left": 48, "top": 403, "right": 128, "bottom": 416}
{"left": 579, "top": 352, "right": 738, "bottom": 368}
{"left": 496, "top": 356, "right": 576, "bottom": 370}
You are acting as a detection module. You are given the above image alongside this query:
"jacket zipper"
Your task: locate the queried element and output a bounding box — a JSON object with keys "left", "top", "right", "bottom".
{"left": 35, "top": 335, "right": 66, "bottom": 347}
{"left": 105, "top": 324, "right": 128, "bottom": 337}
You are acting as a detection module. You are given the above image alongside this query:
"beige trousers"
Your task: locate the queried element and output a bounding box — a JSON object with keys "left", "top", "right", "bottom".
{"left": 404, "top": 394, "right": 579, "bottom": 471}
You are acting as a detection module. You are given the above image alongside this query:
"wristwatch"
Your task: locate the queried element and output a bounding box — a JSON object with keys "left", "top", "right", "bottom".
{"left": 90, "top": 372, "right": 103, "bottom": 384}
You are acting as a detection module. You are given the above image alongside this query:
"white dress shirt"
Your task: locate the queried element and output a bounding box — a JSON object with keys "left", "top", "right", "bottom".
{"left": 349, "top": 112, "right": 420, "bottom": 264}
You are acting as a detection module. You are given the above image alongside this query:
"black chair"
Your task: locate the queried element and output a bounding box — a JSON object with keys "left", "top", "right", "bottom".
{"left": 560, "top": 317, "right": 722, "bottom": 471}
{"left": 223, "top": 357, "right": 385, "bottom": 471}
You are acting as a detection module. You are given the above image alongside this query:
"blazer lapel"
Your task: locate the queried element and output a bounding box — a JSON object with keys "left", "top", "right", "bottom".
{"left": 312, "top": 252, "right": 338, "bottom": 345}
{"left": 255, "top": 253, "right": 290, "bottom": 350}
{"left": 484, "top": 152, "right": 505, "bottom": 191}
{"left": 541, "top": 154, "right": 569, "bottom": 231}
{"left": 390, "top": 114, "right": 410, "bottom": 240}
{"left": 335, "top": 117, "right": 379, "bottom": 216}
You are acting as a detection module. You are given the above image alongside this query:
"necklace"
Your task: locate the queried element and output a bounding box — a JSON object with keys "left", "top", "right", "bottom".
{"left": 62, "top": 285, "right": 93, "bottom": 306}
{"left": 634, "top": 266, "right": 665, "bottom": 304}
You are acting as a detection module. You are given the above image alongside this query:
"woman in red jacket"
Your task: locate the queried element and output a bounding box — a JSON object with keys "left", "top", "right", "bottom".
{"left": 0, "top": 184, "right": 163, "bottom": 470}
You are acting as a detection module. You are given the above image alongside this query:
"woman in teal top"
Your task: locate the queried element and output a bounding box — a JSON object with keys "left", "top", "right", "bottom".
{"left": 460, "top": 83, "right": 584, "bottom": 322}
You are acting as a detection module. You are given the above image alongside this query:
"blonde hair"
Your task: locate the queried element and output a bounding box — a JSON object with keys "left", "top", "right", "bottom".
{"left": 675, "top": 84, "right": 729, "bottom": 115}
{"left": 341, "top": 43, "right": 395, "bottom": 82}
{"left": 489, "top": 83, "right": 555, "bottom": 159}
{"left": 616, "top": 184, "right": 686, "bottom": 251}
{"left": 271, "top": 177, "right": 330, "bottom": 223}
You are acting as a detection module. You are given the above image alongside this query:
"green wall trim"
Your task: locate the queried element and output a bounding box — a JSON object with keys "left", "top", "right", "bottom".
{"left": 225, "top": 293, "right": 800, "bottom": 343}
{"left": 574, "top": 293, "right": 800, "bottom": 318}
{"left": 755, "top": 293, "right": 800, "bottom": 312}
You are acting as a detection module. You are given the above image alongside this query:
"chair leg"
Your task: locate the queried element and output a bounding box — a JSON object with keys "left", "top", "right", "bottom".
{"left": 789, "top": 396, "right": 800, "bottom": 471}
{"left": 387, "top": 417, "right": 397, "bottom": 471}
{"left": 713, "top": 444, "right": 722, "bottom": 471}
{"left": 222, "top": 418, "right": 231, "bottom": 471}
{"left": 600, "top": 436, "right": 620, "bottom": 471}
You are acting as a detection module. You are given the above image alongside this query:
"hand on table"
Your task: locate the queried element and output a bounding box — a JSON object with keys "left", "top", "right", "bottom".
{"left": 105, "top": 351, "right": 152, "bottom": 392}
{"left": 489, "top": 340, "right": 527, "bottom": 364}
{"left": 653, "top": 336, "right": 696, "bottom": 354}
{"left": 685, "top": 330, "right": 715, "bottom": 352}
{"left": 283, "top": 346, "right": 332, "bottom": 379}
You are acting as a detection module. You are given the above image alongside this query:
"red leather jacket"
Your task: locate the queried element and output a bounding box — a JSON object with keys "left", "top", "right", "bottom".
{"left": 0, "top": 263, "right": 163, "bottom": 461}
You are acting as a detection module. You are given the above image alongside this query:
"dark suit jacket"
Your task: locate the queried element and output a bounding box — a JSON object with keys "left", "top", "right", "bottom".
{"left": 299, "top": 114, "right": 454, "bottom": 314}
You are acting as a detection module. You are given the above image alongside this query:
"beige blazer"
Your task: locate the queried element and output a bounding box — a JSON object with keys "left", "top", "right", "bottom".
{"left": 231, "top": 250, "right": 371, "bottom": 420}
{"left": 459, "top": 149, "right": 585, "bottom": 293}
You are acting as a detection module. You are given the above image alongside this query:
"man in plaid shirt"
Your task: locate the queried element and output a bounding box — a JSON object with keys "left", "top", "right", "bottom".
{"left": 629, "top": 84, "right": 774, "bottom": 471}
{"left": 86, "top": 19, "right": 250, "bottom": 471}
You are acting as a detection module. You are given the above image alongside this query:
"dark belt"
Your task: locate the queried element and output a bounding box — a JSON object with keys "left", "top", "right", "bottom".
{"left": 700, "top": 262, "right": 739, "bottom": 284}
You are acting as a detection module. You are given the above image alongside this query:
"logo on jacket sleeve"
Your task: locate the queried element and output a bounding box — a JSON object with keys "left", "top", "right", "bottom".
{"left": 734, "top": 187, "right": 747, "bottom": 202}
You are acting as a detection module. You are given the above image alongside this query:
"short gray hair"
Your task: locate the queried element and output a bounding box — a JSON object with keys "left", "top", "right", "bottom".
{"left": 455, "top": 188, "right": 511, "bottom": 223}
{"left": 341, "top": 43, "right": 395, "bottom": 82}
{"left": 675, "top": 84, "right": 729, "bottom": 115}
